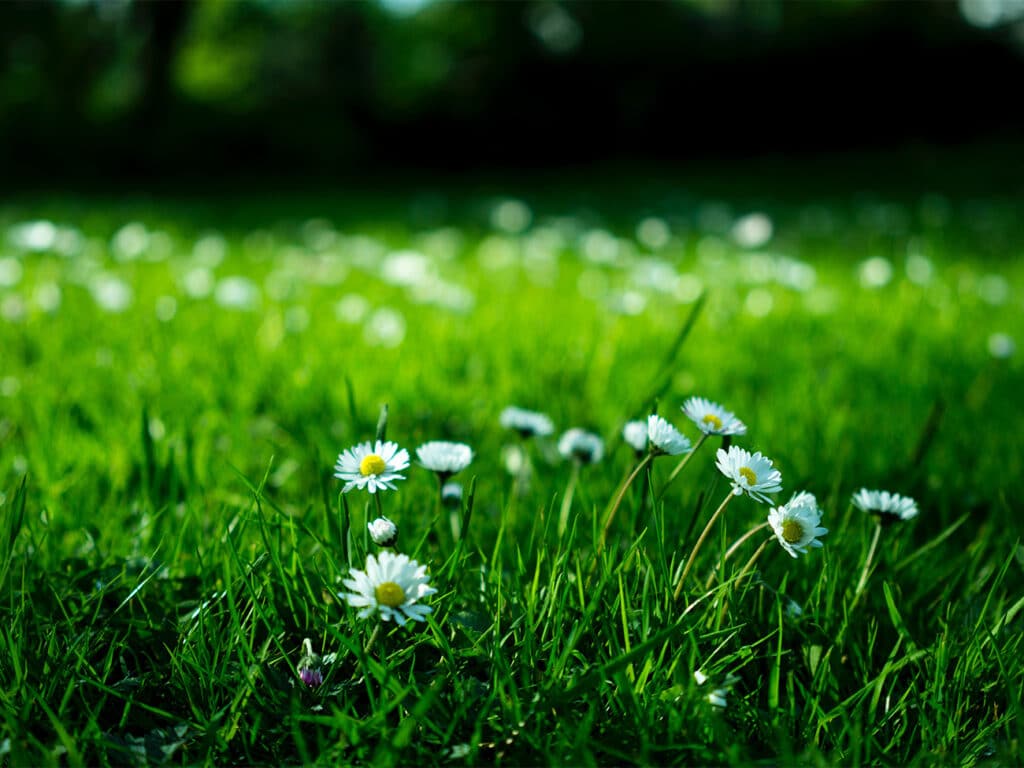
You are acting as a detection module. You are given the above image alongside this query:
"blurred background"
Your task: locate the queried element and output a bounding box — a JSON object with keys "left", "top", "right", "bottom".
{"left": 3, "top": 0, "right": 1024, "bottom": 186}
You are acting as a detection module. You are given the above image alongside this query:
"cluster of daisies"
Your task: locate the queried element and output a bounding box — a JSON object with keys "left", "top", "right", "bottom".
{"left": 302, "top": 398, "right": 919, "bottom": 688}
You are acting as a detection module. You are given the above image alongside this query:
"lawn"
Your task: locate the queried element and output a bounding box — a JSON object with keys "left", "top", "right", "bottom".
{"left": 1, "top": 178, "right": 1022, "bottom": 765}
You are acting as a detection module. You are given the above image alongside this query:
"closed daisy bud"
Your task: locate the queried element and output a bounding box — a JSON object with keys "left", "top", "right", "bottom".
{"left": 298, "top": 638, "right": 323, "bottom": 688}
{"left": 441, "top": 480, "right": 463, "bottom": 509}
{"left": 367, "top": 516, "right": 398, "bottom": 547}
{"left": 622, "top": 419, "right": 648, "bottom": 455}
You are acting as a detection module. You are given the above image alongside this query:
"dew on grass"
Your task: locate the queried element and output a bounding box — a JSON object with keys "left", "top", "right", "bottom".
{"left": 90, "top": 275, "right": 133, "bottom": 312}
{"left": 111, "top": 222, "right": 150, "bottom": 262}
{"left": 731, "top": 212, "right": 773, "bottom": 249}
{"left": 988, "top": 332, "right": 1016, "bottom": 359}
{"left": 859, "top": 257, "right": 893, "bottom": 288}
{"left": 33, "top": 282, "right": 61, "bottom": 313}
{"left": 0, "top": 257, "right": 23, "bottom": 287}
{"left": 636, "top": 217, "right": 671, "bottom": 250}
{"left": 335, "top": 293, "right": 370, "bottom": 323}
{"left": 490, "top": 199, "right": 532, "bottom": 234}
{"left": 155, "top": 296, "right": 177, "bottom": 322}
{"left": 8, "top": 220, "right": 57, "bottom": 252}
{"left": 363, "top": 307, "right": 406, "bottom": 347}
{"left": 215, "top": 276, "right": 260, "bottom": 310}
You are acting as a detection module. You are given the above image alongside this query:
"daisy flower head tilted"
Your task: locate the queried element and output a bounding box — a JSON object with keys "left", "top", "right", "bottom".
{"left": 500, "top": 406, "right": 554, "bottom": 438}
{"left": 768, "top": 491, "right": 828, "bottom": 558}
{"left": 852, "top": 488, "right": 919, "bottom": 523}
{"left": 716, "top": 445, "right": 782, "bottom": 503}
{"left": 335, "top": 440, "right": 410, "bottom": 494}
{"left": 340, "top": 551, "right": 436, "bottom": 626}
{"left": 558, "top": 428, "right": 604, "bottom": 465}
{"left": 682, "top": 396, "right": 747, "bottom": 436}
{"left": 416, "top": 440, "right": 473, "bottom": 481}
{"left": 622, "top": 419, "right": 648, "bottom": 455}
{"left": 647, "top": 414, "right": 692, "bottom": 456}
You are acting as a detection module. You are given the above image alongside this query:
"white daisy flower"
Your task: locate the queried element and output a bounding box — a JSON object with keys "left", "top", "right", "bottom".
{"left": 558, "top": 428, "right": 604, "bottom": 464}
{"left": 416, "top": 440, "right": 474, "bottom": 479}
{"left": 500, "top": 406, "right": 554, "bottom": 438}
{"left": 340, "top": 551, "right": 436, "bottom": 626}
{"left": 334, "top": 440, "right": 410, "bottom": 494}
{"left": 768, "top": 491, "right": 828, "bottom": 558}
{"left": 694, "top": 669, "right": 740, "bottom": 710}
{"left": 681, "top": 396, "right": 747, "bottom": 436}
{"left": 715, "top": 446, "right": 782, "bottom": 503}
{"left": 647, "top": 414, "right": 692, "bottom": 456}
{"left": 622, "top": 419, "right": 648, "bottom": 454}
{"left": 852, "top": 488, "right": 919, "bottom": 522}
{"left": 367, "top": 516, "right": 399, "bottom": 547}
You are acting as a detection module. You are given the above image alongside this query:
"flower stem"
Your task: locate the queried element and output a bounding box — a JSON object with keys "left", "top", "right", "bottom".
{"left": 557, "top": 462, "right": 581, "bottom": 538}
{"left": 596, "top": 453, "right": 655, "bottom": 559}
{"left": 659, "top": 433, "right": 708, "bottom": 500}
{"left": 851, "top": 520, "right": 883, "bottom": 610}
{"left": 705, "top": 521, "right": 771, "bottom": 589}
{"left": 364, "top": 623, "right": 382, "bottom": 655}
{"left": 734, "top": 537, "right": 771, "bottom": 584}
{"left": 673, "top": 491, "right": 735, "bottom": 601}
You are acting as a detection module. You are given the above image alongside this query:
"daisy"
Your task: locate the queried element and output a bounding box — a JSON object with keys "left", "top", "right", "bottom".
{"left": 768, "top": 491, "right": 828, "bottom": 558}
{"left": 852, "top": 488, "right": 919, "bottom": 522}
{"left": 715, "top": 446, "right": 782, "bottom": 503}
{"left": 416, "top": 440, "right": 473, "bottom": 480}
{"left": 500, "top": 406, "right": 554, "bottom": 438}
{"left": 622, "top": 419, "right": 648, "bottom": 454}
{"left": 340, "top": 551, "right": 436, "bottom": 626}
{"left": 682, "top": 396, "right": 747, "bottom": 436}
{"left": 558, "top": 428, "right": 604, "bottom": 464}
{"left": 334, "top": 440, "right": 410, "bottom": 494}
{"left": 367, "top": 516, "right": 398, "bottom": 547}
{"left": 647, "top": 414, "right": 692, "bottom": 456}
{"left": 297, "top": 638, "right": 323, "bottom": 688}
{"left": 441, "top": 480, "right": 463, "bottom": 508}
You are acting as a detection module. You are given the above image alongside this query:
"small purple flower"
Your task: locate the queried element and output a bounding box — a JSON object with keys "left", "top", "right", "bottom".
{"left": 298, "top": 637, "right": 323, "bottom": 688}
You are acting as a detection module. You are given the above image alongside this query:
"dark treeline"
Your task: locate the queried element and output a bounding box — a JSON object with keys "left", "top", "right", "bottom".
{"left": 2, "top": 0, "right": 1024, "bottom": 183}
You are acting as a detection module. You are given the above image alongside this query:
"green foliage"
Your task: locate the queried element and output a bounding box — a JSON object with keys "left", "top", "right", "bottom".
{"left": 0, "top": 188, "right": 1022, "bottom": 765}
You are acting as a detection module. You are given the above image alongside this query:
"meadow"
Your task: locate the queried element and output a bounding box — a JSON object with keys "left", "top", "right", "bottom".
{"left": 1, "top": 178, "right": 1022, "bottom": 766}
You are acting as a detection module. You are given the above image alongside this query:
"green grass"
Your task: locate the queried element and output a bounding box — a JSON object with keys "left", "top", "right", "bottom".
{"left": 1, "top": 185, "right": 1022, "bottom": 766}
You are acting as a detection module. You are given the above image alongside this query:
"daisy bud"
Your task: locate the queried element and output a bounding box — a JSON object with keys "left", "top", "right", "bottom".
{"left": 298, "top": 638, "right": 323, "bottom": 688}
{"left": 441, "top": 481, "right": 463, "bottom": 509}
{"left": 368, "top": 516, "right": 399, "bottom": 548}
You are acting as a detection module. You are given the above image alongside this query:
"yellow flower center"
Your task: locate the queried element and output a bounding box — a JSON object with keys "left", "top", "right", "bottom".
{"left": 702, "top": 413, "right": 723, "bottom": 430}
{"left": 375, "top": 581, "right": 406, "bottom": 608}
{"left": 781, "top": 519, "right": 805, "bottom": 543}
{"left": 738, "top": 466, "right": 757, "bottom": 485}
{"left": 360, "top": 454, "right": 387, "bottom": 477}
